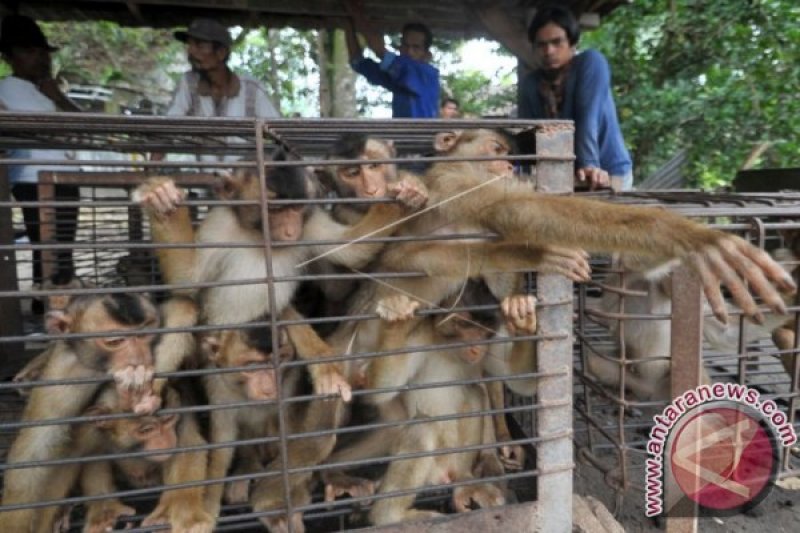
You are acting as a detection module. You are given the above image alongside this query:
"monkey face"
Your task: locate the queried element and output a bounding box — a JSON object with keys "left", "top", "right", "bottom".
{"left": 482, "top": 137, "right": 514, "bottom": 178}
{"left": 267, "top": 205, "right": 305, "bottom": 242}
{"left": 437, "top": 312, "right": 493, "bottom": 365}
{"left": 135, "top": 414, "right": 179, "bottom": 462}
{"left": 337, "top": 162, "right": 389, "bottom": 199}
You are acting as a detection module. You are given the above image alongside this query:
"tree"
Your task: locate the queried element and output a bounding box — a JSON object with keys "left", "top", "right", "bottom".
{"left": 582, "top": 0, "right": 800, "bottom": 187}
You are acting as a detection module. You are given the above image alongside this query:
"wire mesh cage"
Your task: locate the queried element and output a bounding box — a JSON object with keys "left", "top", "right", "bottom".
{"left": 573, "top": 191, "right": 800, "bottom": 518}
{"left": 0, "top": 113, "right": 575, "bottom": 532}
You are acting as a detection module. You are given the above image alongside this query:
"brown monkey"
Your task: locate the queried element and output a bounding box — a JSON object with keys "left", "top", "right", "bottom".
{"left": 303, "top": 133, "right": 427, "bottom": 328}
{"left": 363, "top": 289, "right": 507, "bottom": 526}
{"left": 133, "top": 152, "right": 424, "bottom": 400}
{"left": 770, "top": 233, "right": 800, "bottom": 379}
{"left": 78, "top": 385, "right": 212, "bottom": 533}
{"left": 367, "top": 128, "right": 793, "bottom": 327}
{"left": 0, "top": 293, "right": 162, "bottom": 532}
{"left": 200, "top": 307, "right": 346, "bottom": 531}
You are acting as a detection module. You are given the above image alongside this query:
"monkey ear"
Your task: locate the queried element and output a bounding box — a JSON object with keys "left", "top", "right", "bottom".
{"left": 212, "top": 172, "right": 238, "bottom": 200}
{"left": 85, "top": 405, "right": 114, "bottom": 429}
{"left": 160, "top": 413, "right": 179, "bottom": 429}
{"left": 201, "top": 335, "right": 222, "bottom": 363}
{"left": 433, "top": 131, "right": 462, "bottom": 153}
{"left": 45, "top": 310, "right": 70, "bottom": 335}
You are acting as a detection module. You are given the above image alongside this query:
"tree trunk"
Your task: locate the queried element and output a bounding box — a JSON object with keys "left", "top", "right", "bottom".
{"left": 317, "top": 29, "right": 332, "bottom": 118}
{"left": 329, "top": 29, "right": 357, "bottom": 118}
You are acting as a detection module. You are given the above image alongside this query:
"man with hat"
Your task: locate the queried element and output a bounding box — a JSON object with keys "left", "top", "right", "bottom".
{"left": 0, "top": 14, "right": 81, "bottom": 302}
{"left": 167, "top": 18, "right": 279, "bottom": 120}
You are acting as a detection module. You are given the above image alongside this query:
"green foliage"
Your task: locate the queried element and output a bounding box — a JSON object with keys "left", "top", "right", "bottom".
{"left": 40, "top": 21, "right": 183, "bottom": 102}
{"left": 582, "top": 0, "right": 800, "bottom": 187}
{"left": 233, "top": 27, "right": 319, "bottom": 116}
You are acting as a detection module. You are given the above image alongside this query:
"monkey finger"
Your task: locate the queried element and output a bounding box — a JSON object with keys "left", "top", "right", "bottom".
{"left": 736, "top": 237, "right": 797, "bottom": 294}
{"left": 705, "top": 246, "right": 762, "bottom": 322}
{"left": 719, "top": 239, "right": 787, "bottom": 315}
{"left": 689, "top": 253, "right": 729, "bottom": 325}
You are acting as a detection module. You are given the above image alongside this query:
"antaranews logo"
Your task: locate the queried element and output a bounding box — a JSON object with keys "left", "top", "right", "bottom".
{"left": 645, "top": 383, "right": 797, "bottom": 518}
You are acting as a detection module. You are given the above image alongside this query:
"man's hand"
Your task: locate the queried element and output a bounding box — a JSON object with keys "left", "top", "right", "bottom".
{"left": 575, "top": 166, "right": 610, "bottom": 191}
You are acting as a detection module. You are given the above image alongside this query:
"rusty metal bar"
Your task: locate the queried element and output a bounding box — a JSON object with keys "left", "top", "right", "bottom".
{"left": 534, "top": 122, "right": 575, "bottom": 532}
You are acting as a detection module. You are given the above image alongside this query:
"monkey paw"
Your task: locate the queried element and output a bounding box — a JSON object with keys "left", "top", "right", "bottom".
{"left": 324, "top": 473, "right": 376, "bottom": 505}
{"left": 452, "top": 483, "right": 506, "bottom": 512}
{"left": 389, "top": 176, "right": 428, "bottom": 211}
{"left": 376, "top": 295, "right": 420, "bottom": 322}
{"left": 501, "top": 294, "right": 537, "bottom": 335}
{"left": 312, "top": 363, "right": 353, "bottom": 402}
{"left": 688, "top": 234, "right": 797, "bottom": 325}
{"left": 536, "top": 246, "right": 591, "bottom": 282}
{"left": 170, "top": 508, "right": 215, "bottom": 533}
{"left": 132, "top": 177, "right": 186, "bottom": 218}
{"left": 85, "top": 500, "right": 135, "bottom": 533}
{"left": 499, "top": 444, "right": 526, "bottom": 471}
{"left": 224, "top": 479, "right": 251, "bottom": 504}
{"left": 260, "top": 511, "right": 305, "bottom": 533}
{"left": 114, "top": 365, "right": 160, "bottom": 414}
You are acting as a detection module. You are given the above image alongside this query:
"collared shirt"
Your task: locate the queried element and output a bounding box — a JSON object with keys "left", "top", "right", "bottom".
{"left": 0, "top": 76, "right": 71, "bottom": 184}
{"left": 519, "top": 49, "right": 632, "bottom": 179}
{"left": 352, "top": 51, "right": 440, "bottom": 118}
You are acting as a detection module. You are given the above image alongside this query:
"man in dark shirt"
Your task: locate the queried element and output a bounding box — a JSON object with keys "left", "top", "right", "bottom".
{"left": 519, "top": 5, "right": 633, "bottom": 191}
{"left": 345, "top": 1, "right": 439, "bottom": 118}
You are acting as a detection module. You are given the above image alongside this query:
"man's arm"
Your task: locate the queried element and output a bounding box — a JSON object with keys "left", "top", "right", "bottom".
{"left": 37, "top": 78, "right": 82, "bottom": 112}
{"left": 345, "top": 0, "right": 386, "bottom": 59}
{"left": 573, "top": 50, "right": 611, "bottom": 189}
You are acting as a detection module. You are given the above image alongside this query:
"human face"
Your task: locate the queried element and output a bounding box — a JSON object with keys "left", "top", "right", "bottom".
{"left": 186, "top": 37, "right": 227, "bottom": 72}
{"left": 399, "top": 30, "right": 428, "bottom": 62}
{"left": 441, "top": 102, "right": 459, "bottom": 119}
{"left": 6, "top": 45, "right": 51, "bottom": 83}
{"left": 533, "top": 22, "right": 574, "bottom": 70}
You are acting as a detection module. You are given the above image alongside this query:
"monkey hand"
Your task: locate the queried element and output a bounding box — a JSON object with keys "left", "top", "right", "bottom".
{"left": 389, "top": 174, "right": 428, "bottom": 211}
{"left": 499, "top": 444, "right": 526, "bottom": 472}
{"left": 532, "top": 246, "right": 592, "bottom": 282}
{"left": 310, "top": 363, "right": 353, "bottom": 402}
{"left": 501, "top": 294, "right": 537, "bottom": 335}
{"left": 224, "top": 479, "right": 251, "bottom": 504}
{"left": 324, "top": 472, "right": 376, "bottom": 505}
{"left": 132, "top": 177, "right": 187, "bottom": 219}
{"left": 113, "top": 365, "right": 161, "bottom": 414}
{"left": 84, "top": 499, "right": 135, "bottom": 533}
{"left": 376, "top": 294, "right": 421, "bottom": 322}
{"left": 452, "top": 483, "right": 506, "bottom": 512}
{"left": 260, "top": 512, "right": 305, "bottom": 533}
{"left": 686, "top": 233, "right": 796, "bottom": 324}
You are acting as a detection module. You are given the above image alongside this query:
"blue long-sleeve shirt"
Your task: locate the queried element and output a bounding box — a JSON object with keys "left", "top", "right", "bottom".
{"left": 519, "top": 49, "right": 632, "bottom": 177}
{"left": 352, "top": 51, "right": 440, "bottom": 118}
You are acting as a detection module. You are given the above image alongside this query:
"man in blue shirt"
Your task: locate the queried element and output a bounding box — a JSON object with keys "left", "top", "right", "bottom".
{"left": 519, "top": 5, "right": 633, "bottom": 191}
{"left": 345, "top": 3, "right": 439, "bottom": 118}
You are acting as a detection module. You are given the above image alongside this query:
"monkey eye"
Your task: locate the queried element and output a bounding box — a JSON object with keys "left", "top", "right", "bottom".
{"left": 341, "top": 166, "right": 361, "bottom": 179}
{"left": 103, "top": 337, "right": 126, "bottom": 349}
{"left": 367, "top": 163, "right": 382, "bottom": 170}
{"left": 137, "top": 424, "right": 156, "bottom": 436}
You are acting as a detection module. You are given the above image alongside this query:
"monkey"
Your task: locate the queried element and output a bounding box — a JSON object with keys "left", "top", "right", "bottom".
{"left": 769, "top": 232, "right": 800, "bottom": 380}
{"left": 0, "top": 293, "right": 162, "bottom": 533}
{"left": 300, "top": 133, "right": 427, "bottom": 331}
{"left": 133, "top": 150, "right": 427, "bottom": 400}
{"left": 77, "top": 384, "right": 212, "bottom": 533}
{"left": 584, "top": 254, "right": 793, "bottom": 401}
{"left": 361, "top": 287, "right": 509, "bottom": 526}
{"left": 355, "top": 128, "right": 794, "bottom": 332}
{"left": 199, "top": 306, "right": 347, "bottom": 531}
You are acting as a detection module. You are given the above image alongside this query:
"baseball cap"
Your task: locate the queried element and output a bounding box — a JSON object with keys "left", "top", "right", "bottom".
{"left": 0, "top": 15, "right": 58, "bottom": 54}
{"left": 174, "top": 18, "right": 232, "bottom": 48}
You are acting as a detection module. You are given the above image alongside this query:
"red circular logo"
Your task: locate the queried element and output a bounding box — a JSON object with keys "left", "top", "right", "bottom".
{"left": 670, "top": 405, "right": 777, "bottom": 513}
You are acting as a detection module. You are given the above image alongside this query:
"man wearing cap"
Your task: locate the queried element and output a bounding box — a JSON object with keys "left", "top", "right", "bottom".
{"left": 0, "top": 14, "right": 81, "bottom": 299}
{"left": 168, "top": 18, "right": 279, "bottom": 120}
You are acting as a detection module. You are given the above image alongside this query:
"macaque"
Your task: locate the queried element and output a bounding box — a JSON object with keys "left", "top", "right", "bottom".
{"left": 133, "top": 150, "right": 425, "bottom": 400}
{"left": 362, "top": 288, "right": 508, "bottom": 526}
{"left": 76, "top": 384, "right": 212, "bottom": 533}
{"left": 40, "top": 271, "right": 94, "bottom": 312}
{"left": 303, "top": 133, "right": 427, "bottom": 328}
{"left": 770, "top": 232, "right": 800, "bottom": 380}
{"left": 365, "top": 128, "right": 793, "bottom": 330}
{"left": 200, "top": 307, "right": 346, "bottom": 531}
{"left": 585, "top": 255, "right": 792, "bottom": 401}
{"left": 0, "top": 293, "right": 161, "bottom": 532}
